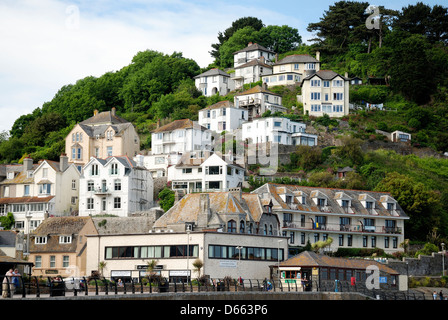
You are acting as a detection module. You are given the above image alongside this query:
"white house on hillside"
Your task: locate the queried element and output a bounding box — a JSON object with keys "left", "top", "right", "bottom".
{"left": 79, "top": 156, "right": 153, "bottom": 217}
{"left": 198, "top": 100, "right": 248, "bottom": 134}
{"left": 194, "top": 68, "right": 235, "bottom": 97}
{"left": 233, "top": 42, "right": 276, "bottom": 68}
{"left": 151, "top": 119, "right": 212, "bottom": 155}
{"left": 242, "top": 117, "right": 318, "bottom": 146}
{"left": 232, "top": 57, "right": 273, "bottom": 89}
{"left": 167, "top": 152, "right": 244, "bottom": 194}
{"left": 234, "top": 85, "right": 286, "bottom": 121}
{"left": 298, "top": 70, "right": 350, "bottom": 117}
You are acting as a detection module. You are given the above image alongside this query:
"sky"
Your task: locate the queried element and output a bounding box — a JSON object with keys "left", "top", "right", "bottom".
{"left": 0, "top": 0, "right": 445, "bottom": 133}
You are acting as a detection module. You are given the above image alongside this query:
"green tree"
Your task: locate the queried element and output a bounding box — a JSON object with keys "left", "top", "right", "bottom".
{"left": 257, "top": 25, "right": 302, "bottom": 53}
{"left": 210, "top": 17, "right": 264, "bottom": 66}
{"left": 375, "top": 172, "right": 442, "bottom": 240}
{"left": 158, "top": 187, "right": 175, "bottom": 212}
{"left": 0, "top": 213, "right": 15, "bottom": 230}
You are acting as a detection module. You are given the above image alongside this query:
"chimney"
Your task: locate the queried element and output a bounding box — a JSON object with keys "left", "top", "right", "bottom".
{"left": 248, "top": 42, "right": 253, "bottom": 47}
{"left": 198, "top": 193, "right": 211, "bottom": 227}
{"left": 345, "top": 72, "right": 349, "bottom": 79}
{"left": 111, "top": 107, "right": 116, "bottom": 116}
{"left": 229, "top": 187, "right": 242, "bottom": 202}
{"left": 275, "top": 53, "right": 278, "bottom": 63}
{"left": 60, "top": 153, "right": 69, "bottom": 172}
{"left": 23, "top": 157, "right": 33, "bottom": 172}
{"left": 157, "top": 119, "right": 161, "bottom": 128}
{"left": 94, "top": 109, "right": 98, "bottom": 116}
{"left": 316, "top": 51, "right": 320, "bottom": 62}
{"left": 259, "top": 56, "right": 265, "bottom": 63}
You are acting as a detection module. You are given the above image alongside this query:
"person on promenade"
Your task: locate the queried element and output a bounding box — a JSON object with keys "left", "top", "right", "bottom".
{"left": 2, "top": 269, "right": 14, "bottom": 298}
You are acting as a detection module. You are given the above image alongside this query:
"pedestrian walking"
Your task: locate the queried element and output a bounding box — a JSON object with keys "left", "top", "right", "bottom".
{"left": 12, "top": 269, "right": 20, "bottom": 294}
{"left": 433, "top": 291, "right": 437, "bottom": 300}
{"left": 2, "top": 269, "right": 14, "bottom": 298}
{"left": 439, "top": 290, "right": 444, "bottom": 300}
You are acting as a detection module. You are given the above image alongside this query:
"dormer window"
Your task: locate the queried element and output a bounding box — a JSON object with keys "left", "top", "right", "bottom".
{"left": 59, "top": 236, "right": 72, "bottom": 244}
{"left": 110, "top": 163, "right": 118, "bottom": 175}
{"left": 35, "top": 236, "right": 47, "bottom": 244}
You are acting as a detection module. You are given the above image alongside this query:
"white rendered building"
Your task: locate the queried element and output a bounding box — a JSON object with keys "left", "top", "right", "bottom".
{"left": 242, "top": 117, "right": 318, "bottom": 146}
{"left": 233, "top": 42, "right": 276, "bottom": 68}
{"left": 198, "top": 100, "right": 248, "bottom": 134}
{"left": 194, "top": 68, "right": 235, "bottom": 97}
{"left": 79, "top": 156, "right": 154, "bottom": 217}
{"left": 151, "top": 119, "right": 212, "bottom": 155}
{"left": 234, "top": 85, "right": 286, "bottom": 121}
{"left": 168, "top": 152, "right": 244, "bottom": 193}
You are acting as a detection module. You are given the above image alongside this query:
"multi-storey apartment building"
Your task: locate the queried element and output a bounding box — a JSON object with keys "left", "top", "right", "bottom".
{"left": 252, "top": 183, "right": 409, "bottom": 255}
{"left": 65, "top": 108, "right": 140, "bottom": 171}
{"left": 78, "top": 156, "right": 153, "bottom": 217}
{"left": 194, "top": 68, "right": 235, "bottom": 96}
{"left": 232, "top": 57, "right": 273, "bottom": 89}
{"left": 198, "top": 100, "right": 248, "bottom": 134}
{"left": 298, "top": 70, "right": 350, "bottom": 117}
{"left": 242, "top": 116, "right": 318, "bottom": 146}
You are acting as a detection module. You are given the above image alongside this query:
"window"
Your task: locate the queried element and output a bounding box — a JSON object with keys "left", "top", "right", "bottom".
{"left": 114, "top": 197, "right": 121, "bottom": 209}
{"left": 111, "top": 163, "right": 118, "bottom": 175}
{"left": 39, "top": 184, "right": 51, "bottom": 195}
{"left": 311, "top": 92, "right": 321, "bottom": 100}
{"left": 107, "top": 146, "right": 113, "bottom": 156}
{"left": 59, "top": 236, "right": 72, "bottom": 244}
{"left": 333, "top": 93, "right": 343, "bottom": 100}
{"left": 72, "top": 180, "right": 77, "bottom": 190}
{"left": 323, "top": 81, "right": 330, "bottom": 87}
{"left": 182, "top": 168, "right": 192, "bottom": 174}
{"left": 239, "top": 220, "right": 245, "bottom": 233}
{"left": 206, "top": 166, "right": 222, "bottom": 175}
{"left": 227, "top": 220, "right": 236, "bottom": 233}
{"left": 333, "top": 80, "right": 343, "bottom": 87}
{"left": 35, "top": 256, "right": 42, "bottom": 268}
{"left": 87, "top": 181, "right": 94, "bottom": 191}
{"left": 87, "top": 198, "right": 94, "bottom": 210}
{"left": 114, "top": 179, "right": 121, "bottom": 191}
{"left": 35, "top": 237, "right": 47, "bottom": 244}
{"left": 311, "top": 104, "right": 321, "bottom": 112}
{"left": 63, "top": 256, "right": 69, "bottom": 268}
{"left": 91, "top": 164, "right": 99, "bottom": 176}
{"left": 24, "top": 185, "right": 30, "bottom": 196}
{"left": 311, "top": 79, "right": 321, "bottom": 87}
{"left": 333, "top": 105, "right": 343, "bottom": 112}
{"left": 50, "top": 256, "right": 56, "bottom": 268}
{"left": 294, "top": 63, "right": 299, "bottom": 70}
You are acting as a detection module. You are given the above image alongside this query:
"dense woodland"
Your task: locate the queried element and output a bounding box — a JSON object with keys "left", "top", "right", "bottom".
{"left": 1, "top": 1, "right": 448, "bottom": 245}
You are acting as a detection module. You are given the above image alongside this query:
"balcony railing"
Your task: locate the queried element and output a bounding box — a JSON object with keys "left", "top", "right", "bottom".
{"left": 282, "top": 221, "right": 402, "bottom": 235}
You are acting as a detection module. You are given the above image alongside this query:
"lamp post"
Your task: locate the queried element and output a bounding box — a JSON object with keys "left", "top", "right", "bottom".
{"left": 187, "top": 230, "right": 190, "bottom": 282}
{"left": 277, "top": 240, "right": 284, "bottom": 278}
{"left": 236, "top": 246, "right": 243, "bottom": 263}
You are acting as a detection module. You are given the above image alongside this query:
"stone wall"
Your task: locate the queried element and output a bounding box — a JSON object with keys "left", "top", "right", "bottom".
{"left": 386, "top": 252, "right": 447, "bottom": 276}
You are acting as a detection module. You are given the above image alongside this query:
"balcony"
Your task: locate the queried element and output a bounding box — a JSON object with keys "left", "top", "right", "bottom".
{"left": 282, "top": 221, "right": 403, "bottom": 235}
{"left": 93, "top": 187, "right": 110, "bottom": 195}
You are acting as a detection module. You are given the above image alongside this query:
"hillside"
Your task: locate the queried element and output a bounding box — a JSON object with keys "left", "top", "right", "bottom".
{"left": 0, "top": 2, "right": 447, "bottom": 242}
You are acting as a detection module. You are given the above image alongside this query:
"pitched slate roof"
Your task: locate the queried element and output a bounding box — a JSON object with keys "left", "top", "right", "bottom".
{"left": 194, "top": 68, "right": 230, "bottom": 78}
{"left": 152, "top": 119, "right": 207, "bottom": 133}
{"left": 280, "top": 251, "right": 399, "bottom": 275}
{"left": 274, "top": 54, "right": 319, "bottom": 65}
{"left": 153, "top": 191, "right": 264, "bottom": 230}
{"left": 234, "top": 85, "right": 281, "bottom": 97}
{"left": 252, "top": 183, "right": 409, "bottom": 219}
{"left": 303, "top": 70, "right": 348, "bottom": 81}
{"left": 80, "top": 109, "right": 129, "bottom": 126}
{"left": 235, "top": 58, "right": 273, "bottom": 69}
{"left": 200, "top": 100, "right": 234, "bottom": 111}
{"left": 233, "top": 43, "right": 275, "bottom": 54}
{"left": 92, "top": 216, "right": 156, "bottom": 235}
{"left": 30, "top": 216, "right": 94, "bottom": 253}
